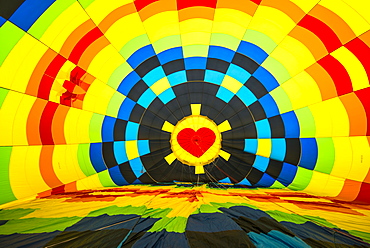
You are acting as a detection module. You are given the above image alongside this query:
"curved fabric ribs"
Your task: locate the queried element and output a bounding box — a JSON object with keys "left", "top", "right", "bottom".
{"left": 0, "top": 0, "right": 369, "bottom": 247}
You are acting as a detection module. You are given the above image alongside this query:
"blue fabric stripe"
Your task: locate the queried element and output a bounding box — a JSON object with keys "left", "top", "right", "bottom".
{"left": 89, "top": 143, "right": 106, "bottom": 172}
{"left": 127, "top": 45, "right": 156, "bottom": 69}
{"left": 9, "top": 0, "right": 55, "bottom": 31}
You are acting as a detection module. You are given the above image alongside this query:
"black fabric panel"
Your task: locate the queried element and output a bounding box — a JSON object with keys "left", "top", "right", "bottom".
{"left": 135, "top": 56, "right": 160, "bottom": 77}
{"left": 232, "top": 53, "right": 259, "bottom": 74}
{"left": 110, "top": 218, "right": 159, "bottom": 248}
{"left": 201, "top": 82, "right": 219, "bottom": 95}
{"left": 127, "top": 80, "right": 148, "bottom": 102}
{"left": 186, "top": 230, "right": 254, "bottom": 248}
{"left": 140, "top": 110, "right": 165, "bottom": 130}
{"left": 213, "top": 112, "right": 228, "bottom": 125}
{"left": 189, "top": 92, "right": 203, "bottom": 103}
{"left": 249, "top": 101, "right": 266, "bottom": 121}
{"left": 222, "top": 124, "right": 257, "bottom": 139}
{"left": 230, "top": 108, "right": 254, "bottom": 127}
{"left": 284, "top": 138, "right": 301, "bottom": 165}
{"left": 0, "top": 0, "right": 26, "bottom": 19}
{"left": 187, "top": 82, "right": 204, "bottom": 92}
{"left": 219, "top": 104, "right": 237, "bottom": 120}
{"left": 222, "top": 147, "right": 256, "bottom": 166}
{"left": 172, "top": 108, "right": 188, "bottom": 120}
{"left": 163, "top": 99, "right": 182, "bottom": 119}
{"left": 227, "top": 114, "right": 244, "bottom": 129}
{"left": 147, "top": 97, "right": 165, "bottom": 113}
{"left": 221, "top": 140, "right": 245, "bottom": 151}
{"left": 203, "top": 105, "right": 223, "bottom": 123}
{"left": 162, "top": 59, "right": 185, "bottom": 75}
{"left": 245, "top": 76, "right": 268, "bottom": 98}
{"left": 199, "top": 95, "right": 226, "bottom": 121}
{"left": 229, "top": 96, "right": 247, "bottom": 113}
{"left": 175, "top": 94, "right": 191, "bottom": 108}
{"left": 151, "top": 99, "right": 176, "bottom": 123}
{"left": 265, "top": 160, "right": 284, "bottom": 179}
{"left": 215, "top": 153, "right": 254, "bottom": 183}
{"left": 132, "top": 230, "right": 190, "bottom": 248}
{"left": 147, "top": 100, "right": 179, "bottom": 125}
{"left": 141, "top": 148, "right": 172, "bottom": 169}
{"left": 138, "top": 172, "right": 157, "bottom": 184}
{"left": 160, "top": 160, "right": 205, "bottom": 182}
{"left": 206, "top": 58, "right": 230, "bottom": 74}
{"left": 148, "top": 162, "right": 178, "bottom": 182}
{"left": 148, "top": 140, "right": 170, "bottom": 152}
{"left": 0, "top": 232, "right": 61, "bottom": 248}
{"left": 186, "top": 213, "right": 256, "bottom": 248}
{"left": 102, "top": 142, "right": 118, "bottom": 168}
{"left": 170, "top": 93, "right": 191, "bottom": 118}
{"left": 119, "top": 162, "right": 138, "bottom": 184}
{"left": 45, "top": 214, "right": 146, "bottom": 247}
{"left": 45, "top": 230, "right": 127, "bottom": 248}
{"left": 129, "top": 104, "right": 145, "bottom": 123}
{"left": 204, "top": 158, "right": 230, "bottom": 181}
{"left": 138, "top": 125, "right": 170, "bottom": 140}
{"left": 186, "top": 69, "right": 205, "bottom": 81}
{"left": 268, "top": 115, "right": 285, "bottom": 138}
{"left": 246, "top": 167, "right": 264, "bottom": 185}
{"left": 233, "top": 216, "right": 295, "bottom": 237}
{"left": 281, "top": 222, "right": 370, "bottom": 248}
{"left": 114, "top": 119, "right": 127, "bottom": 141}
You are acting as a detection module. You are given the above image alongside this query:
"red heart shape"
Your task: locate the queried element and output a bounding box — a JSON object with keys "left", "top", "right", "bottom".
{"left": 177, "top": 127, "right": 216, "bottom": 158}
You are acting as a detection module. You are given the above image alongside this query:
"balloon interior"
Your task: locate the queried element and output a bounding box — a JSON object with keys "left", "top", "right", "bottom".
{"left": 0, "top": 0, "right": 369, "bottom": 247}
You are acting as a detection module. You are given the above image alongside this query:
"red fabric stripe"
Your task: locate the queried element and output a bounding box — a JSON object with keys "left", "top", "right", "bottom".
{"left": 70, "top": 66, "right": 86, "bottom": 83}
{"left": 345, "top": 38, "right": 370, "bottom": 81}
{"left": 38, "top": 54, "right": 66, "bottom": 100}
{"left": 134, "top": 0, "right": 158, "bottom": 11}
{"left": 177, "top": 0, "right": 217, "bottom": 10}
{"left": 298, "top": 15, "right": 342, "bottom": 53}
{"left": 355, "top": 87, "right": 370, "bottom": 135}
{"left": 40, "top": 102, "right": 59, "bottom": 145}
{"left": 69, "top": 27, "right": 103, "bottom": 64}
{"left": 355, "top": 182, "right": 370, "bottom": 204}
{"left": 317, "top": 55, "right": 352, "bottom": 96}
{"left": 51, "top": 185, "right": 66, "bottom": 195}
{"left": 250, "top": 0, "right": 262, "bottom": 4}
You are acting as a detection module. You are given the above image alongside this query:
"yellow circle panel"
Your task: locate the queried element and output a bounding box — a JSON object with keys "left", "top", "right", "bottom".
{"left": 170, "top": 115, "right": 221, "bottom": 166}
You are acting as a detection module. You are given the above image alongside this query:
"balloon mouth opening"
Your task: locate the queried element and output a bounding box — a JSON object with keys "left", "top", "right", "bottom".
{"left": 169, "top": 114, "right": 222, "bottom": 170}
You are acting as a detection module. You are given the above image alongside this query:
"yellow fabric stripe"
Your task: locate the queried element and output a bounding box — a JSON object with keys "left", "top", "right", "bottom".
{"left": 162, "top": 121, "right": 175, "bottom": 133}
{"left": 218, "top": 120, "right": 231, "bottom": 133}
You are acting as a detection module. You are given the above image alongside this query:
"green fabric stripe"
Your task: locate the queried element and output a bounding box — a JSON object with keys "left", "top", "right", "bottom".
{"left": 288, "top": 166, "right": 312, "bottom": 191}
{"left": 78, "top": 0, "right": 96, "bottom": 9}
{"left": 0, "top": 208, "right": 36, "bottom": 220}
{"left": 148, "top": 217, "right": 187, "bottom": 233}
{"left": 77, "top": 143, "right": 96, "bottom": 176}
{"left": 0, "top": 88, "right": 10, "bottom": 108}
{"left": 28, "top": 0, "right": 76, "bottom": 39}
{"left": 210, "top": 33, "right": 241, "bottom": 51}
{"left": 0, "top": 146, "right": 16, "bottom": 205}
{"left": 0, "top": 217, "right": 82, "bottom": 235}
{"left": 0, "top": 22, "right": 25, "bottom": 66}
{"left": 97, "top": 170, "right": 118, "bottom": 187}
{"left": 119, "top": 34, "right": 151, "bottom": 60}
{"left": 152, "top": 35, "right": 182, "bottom": 54}
{"left": 315, "top": 138, "right": 335, "bottom": 174}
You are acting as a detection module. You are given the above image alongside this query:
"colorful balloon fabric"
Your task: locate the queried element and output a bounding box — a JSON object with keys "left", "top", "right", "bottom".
{"left": 0, "top": 0, "right": 370, "bottom": 247}
{"left": 1, "top": 185, "right": 370, "bottom": 247}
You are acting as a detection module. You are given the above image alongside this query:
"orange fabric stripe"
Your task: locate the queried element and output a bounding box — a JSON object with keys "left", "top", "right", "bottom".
{"left": 40, "top": 145, "right": 63, "bottom": 188}
{"left": 339, "top": 93, "right": 368, "bottom": 136}
{"left": 26, "top": 98, "right": 47, "bottom": 145}
{"left": 305, "top": 63, "right": 337, "bottom": 101}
